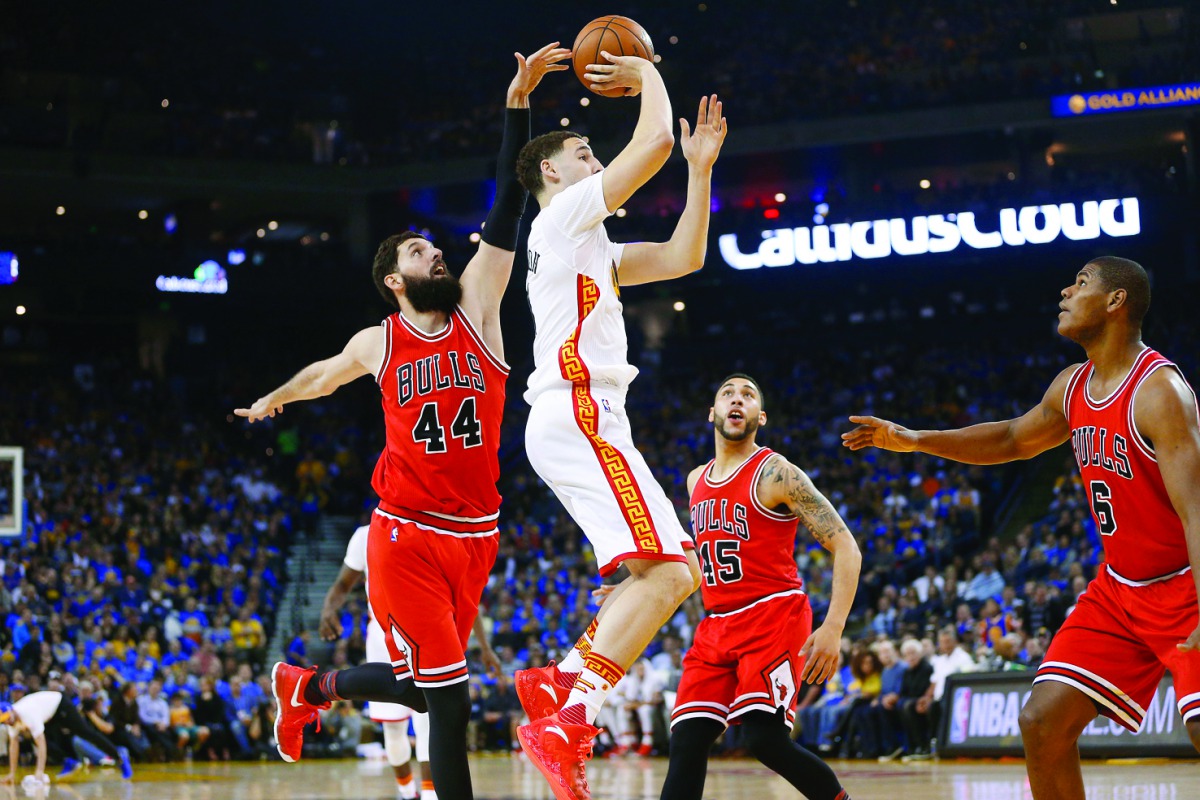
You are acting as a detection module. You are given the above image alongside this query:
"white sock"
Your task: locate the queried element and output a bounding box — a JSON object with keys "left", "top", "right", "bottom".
{"left": 559, "top": 651, "right": 625, "bottom": 727}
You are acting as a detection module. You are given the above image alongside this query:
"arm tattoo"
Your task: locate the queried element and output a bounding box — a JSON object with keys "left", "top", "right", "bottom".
{"left": 783, "top": 463, "right": 842, "bottom": 546}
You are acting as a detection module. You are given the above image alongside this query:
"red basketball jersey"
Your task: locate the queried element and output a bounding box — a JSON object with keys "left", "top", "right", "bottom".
{"left": 371, "top": 307, "right": 508, "bottom": 536}
{"left": 1063, "top": 347, "right": 1194, "bottom": 582}
{"left": 688, "top": 447, "right": 804, "bottom": 614}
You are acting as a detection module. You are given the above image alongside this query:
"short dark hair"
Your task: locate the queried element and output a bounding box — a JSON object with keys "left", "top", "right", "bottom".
{"left": 372, "top": 231, "right": 425, "bottom": 309}
{"left": 1087, "top": 255, "right": 1150, "bottom": 327}
{"left": 717, "top": 372, "right": 765, "bottom": 409}
{"left": 517, "top": 131, "right": 583, "bottom": 195}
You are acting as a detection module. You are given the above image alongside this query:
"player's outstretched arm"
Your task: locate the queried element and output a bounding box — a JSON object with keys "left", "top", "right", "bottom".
{"left": 587, "top": 53, "right": 674, "bottom": 212}
{"left": 233, "top": 326, "right": 380, "bottom": 422}
{"left": 619, "top": 95, "right": 728, "bottom": 287}
{"left": 756, "top": 455, "right": 862, "bottom": 685}
{"left": 319, "top": 564, "right": 363, "bottom": 642}
{"left": 840, "top": 364, "right": 1079, "bottom": 464}
{"left": 1135, "top": 369, "right": 1200, "bottom": 652}
{"left": 459, "top": 42, "right": 570, "bottom": 356}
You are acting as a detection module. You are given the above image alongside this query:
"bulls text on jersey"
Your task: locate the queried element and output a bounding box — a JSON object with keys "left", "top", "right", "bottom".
{"left": 1069, "top": 425, "right": 1133, "bottom": 480}
{"left": 690, "top": 498, "right": 750, "bottom": 541}
{"left": 395, "top": 351, "right": 486, "bottom": 406}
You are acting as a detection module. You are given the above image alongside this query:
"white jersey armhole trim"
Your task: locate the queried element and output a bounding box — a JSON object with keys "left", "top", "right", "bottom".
{"left": 375, "top": 317, "right": 393, "bottom": 385}
{"left": 1062, "top": 362, "right": 1088, "bottom": 422}
{"left": 750, "top": 452, "right": 799, "bottom": 521}
{"left": 453, "top": 306, "right": 510, "bottom": 374}
{"left": 1126, "top": 359, "right": 1177, "bottom": 462}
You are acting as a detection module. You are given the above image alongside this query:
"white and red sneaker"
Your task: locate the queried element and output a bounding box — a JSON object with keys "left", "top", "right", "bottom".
{"left": 270, "top": 662, "right": 329, "bottom": 762}
{"left": 518, "top": 711, "right": 598, "bottom": 800}
{"left": 514, "top": 661, "right": 570, "bottom": 722}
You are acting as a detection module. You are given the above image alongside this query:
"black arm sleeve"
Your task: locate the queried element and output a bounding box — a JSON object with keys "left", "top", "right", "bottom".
{"left": 480, "top": 108, "right": 531, "bottom": 252}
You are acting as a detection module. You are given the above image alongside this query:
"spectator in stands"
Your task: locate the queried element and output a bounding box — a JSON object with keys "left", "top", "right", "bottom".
{"left": 893, "top": 639, "right": 934, "bottom": 758}
{"left": 107, "top": 681, "right": 151, "bottom": 760}
{"left": 316, "top": 701, "right": 361, "bottom": 758}
{"left": 284, "top": 630, "right": 310, "bottom": 667}
{"left": 137, "top": 679, "right": 177, "bottom": 761}
{"left": 860, "top": 640, "right": 907, "bottom": 760}
{"left": 231, "top": 607, "right": 266, "bottom": 667}
{"left": 480, "top": 675, "right": 522, "bottom": 751}
{"left": 192, "top": 676, "right": 236, "bottom": 760}
{"left": 963, "top": 554, "right": 1005, "bottom": 603}
{"left": 1020, "top": 583, "right": 1066, "bottom": 637}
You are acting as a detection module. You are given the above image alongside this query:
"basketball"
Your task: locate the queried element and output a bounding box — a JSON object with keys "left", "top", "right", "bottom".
{"left": 572, "top": 16, "right": 655, "bottom": 98}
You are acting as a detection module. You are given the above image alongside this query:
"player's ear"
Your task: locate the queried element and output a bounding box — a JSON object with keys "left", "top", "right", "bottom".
{"left": 540, "top": 158, "right": 557, "bottom": 184}
{"left": 384, "top": 273, "right": 403, "bottom": 293}
{"left": 1108, "top": 287, "right": 1127, "bottom": 313}
{"left": 707, "top": 406, "right": 715, "bottom": 423}
{"left": 759, "top": 411, "right": 767, "bottom": 428}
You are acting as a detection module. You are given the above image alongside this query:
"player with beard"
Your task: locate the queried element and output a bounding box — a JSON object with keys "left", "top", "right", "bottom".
{"left": 235, "top": 43, "right": 570, "bottom": 800}
{"left": 842, "top": 257, "right": 1200, "bottom": 799}
{"left": 657, "top": 374, "right": 860, "bottom": 800}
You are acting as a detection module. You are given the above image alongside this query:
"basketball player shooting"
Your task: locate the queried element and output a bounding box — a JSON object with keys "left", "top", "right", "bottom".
{"left": 659, "top": 374, "right": 860, "bottom": 800}
{"left": 841, "top": 257, "right": 1200, "bottom": 800}
{"left": 234, "top": 43, "right": 570, "bottom": 800}
{"left": 511, "top": 48, "right": 727, "bottom": 800}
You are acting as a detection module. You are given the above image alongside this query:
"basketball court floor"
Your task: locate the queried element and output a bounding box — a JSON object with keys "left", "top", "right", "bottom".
{"left": 40, "top": 754, "right": 1198, "bottom": 799}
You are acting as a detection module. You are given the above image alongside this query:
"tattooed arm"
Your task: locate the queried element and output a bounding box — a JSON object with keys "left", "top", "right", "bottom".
{"left": 756, "top": 454, "right": 862, "bottom": 684}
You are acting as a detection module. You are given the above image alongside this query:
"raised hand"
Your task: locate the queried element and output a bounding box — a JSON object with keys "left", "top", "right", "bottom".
{"left": 508, "top": 42, "right": 572, "bottom": 107}
{"left": 583, "top": 50, "right": 653, "bottom": 97}
{"left": 841, "top": 415, "right": 920, "bottom": 452}
{"left": 679, "top": 94, "right": 727, "bottom": 170}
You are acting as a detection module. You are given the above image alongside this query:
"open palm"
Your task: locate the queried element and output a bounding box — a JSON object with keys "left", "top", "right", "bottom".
{"left": 680, "top": 94, "right": 727, "bottom": 169}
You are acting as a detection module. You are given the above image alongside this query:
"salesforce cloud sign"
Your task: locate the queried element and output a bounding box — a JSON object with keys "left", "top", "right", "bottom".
{"left": 718, "top": 197, "right": 1140, "bottom": 270}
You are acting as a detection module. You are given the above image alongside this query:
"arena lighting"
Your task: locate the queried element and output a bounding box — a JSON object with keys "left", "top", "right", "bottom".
{"left": 718, "top": 197, "right": 1141, "bottom": 270}
{"left": 0, "top": 252, "right": 17, "bottom": 285}
{"left": 227, "top": 249, "right": 246, "bottom": 266}
{"left": 155, "top": 260, "right": 228, "bottom": 295}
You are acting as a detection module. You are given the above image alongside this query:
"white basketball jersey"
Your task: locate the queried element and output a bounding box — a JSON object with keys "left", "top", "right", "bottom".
{"left": 524, "top": 171, "right": 636, "bottom": 405}
{"left": 344, "top": 525, "right": 385, "bottom": 651}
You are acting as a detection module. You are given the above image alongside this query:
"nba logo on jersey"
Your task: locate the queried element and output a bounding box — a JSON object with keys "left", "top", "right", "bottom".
{"left": 390, "top": 527, "right": 399, "bottom": 543}
{"left": 602, "top": 399, "right": 612, "bottom": 413}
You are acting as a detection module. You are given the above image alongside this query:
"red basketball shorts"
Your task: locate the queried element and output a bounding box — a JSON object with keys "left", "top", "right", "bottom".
{"left": 1035, "top": 566, "right": 1200, "bottom": 731}
{"left": 672, "top": 590, "right": 812, "bottom": 730}
{"left": 365, "top": 509, "right": 498, "bottom": 688}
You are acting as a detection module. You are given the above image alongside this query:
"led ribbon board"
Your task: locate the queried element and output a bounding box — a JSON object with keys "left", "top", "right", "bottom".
{"left": 718, "top": 197, "right": 1140, "bottom": 271}
{"left": 1052, "top": 83, "right": 1200, "bottom": 117}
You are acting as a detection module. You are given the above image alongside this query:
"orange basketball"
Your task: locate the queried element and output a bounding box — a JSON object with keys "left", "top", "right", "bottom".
{"left": 572, "top": 16, "right": 655, "bottom": 98}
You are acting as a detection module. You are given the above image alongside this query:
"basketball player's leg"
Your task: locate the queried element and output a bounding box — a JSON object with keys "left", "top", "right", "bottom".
{"left": 660, "top": 627, "right": 735, "bottom": 800}
{"left": 729, "top": 594, "right": 848, "bottom": 799}
{"left": 1024, "top": 572, "right": 1163, "bottom": 800}
{"left": 306, "top": 517, "right": 429, "bottom": 710}
{"left": 382, "top": 721, "right": 416, "bottom": 798}
{"left": 740, "top": 710, "right": 850, "bottom": 800}
{"left": 411, "top": 712, "right": 435, "bottom": 799}
{"left": 413, "top": 534, "right": 495, "bottom": 800}
{"left": 1017, "top": 681, "right": 1096, "bottom": 800}
{"left": 658, "top": 718, "right": 724, "bottom": 800}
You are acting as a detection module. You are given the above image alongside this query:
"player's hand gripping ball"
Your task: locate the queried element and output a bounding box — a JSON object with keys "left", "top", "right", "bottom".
{"left": 573, "top": 16, "right": 654, "bottom": 97}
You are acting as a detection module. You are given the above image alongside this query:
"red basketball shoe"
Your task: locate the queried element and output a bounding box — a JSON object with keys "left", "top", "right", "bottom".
{"left": 518, "top": 711, "right": 598, "bottom": 800}
{"left": 270, "top": 662, "right": 329, "bottom": 763}
{"left": 515, "top": 661, "right": 570, "bottom": 722}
